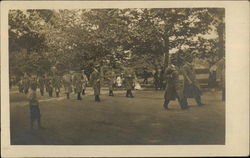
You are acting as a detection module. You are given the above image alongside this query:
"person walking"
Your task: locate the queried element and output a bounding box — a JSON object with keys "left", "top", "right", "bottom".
{"left": 63, "top": 71, "right": 73, "bottom": 99}
{"left": 181, "top": 55, "right": 203, "bottom": 107}
{"left": 107, "top": 71, "right": 116, "bottom": 96}
{"left": 163, "top": 58, "right": 188, "bottom": 110}
{"left": 90, "top": 66, "right": 101, "bottom": 102}
{"left": 38, "top": 75, "right": 45, "bottom": 96}
{"left": 73, "top": 71, "right": 83, "bottom": 100}
{"left": 81, "top": 70, "right": 88, "bottom": 95}
{"left": 52, "top": 74, "right": 62, "bottom": 97}
{"left": 124, "top": 71, "right": 134, "bottom": 98}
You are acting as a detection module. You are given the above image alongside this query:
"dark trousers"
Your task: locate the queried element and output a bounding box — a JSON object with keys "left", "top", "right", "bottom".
{"left": 163, "top": 97, "right": 188, "bottom": 110}
{"left": 95, "top": 95, "right": 101, "bottom": 102}
{"left": 77, "top": 92, "right": 82, "bottom": 100}
{"left": 143, "top": 78, "right": 148, "bottom": 84}
{"left": 82, "top": 89, "right": 85, "bottom": 95}
{"left": 48, "top": 90, "right": 53, "bottom": 97}
{"left": 40, "top": 88, "right": 44, "bottom": 96}
{"left": 66, "top": 93, "right": 70, "bottom": 99}
{"left": 109, "top": 90, "right": 114, "bottom": 96}
{"left": 126, "top": 90, "right": 134, "bottom": 98}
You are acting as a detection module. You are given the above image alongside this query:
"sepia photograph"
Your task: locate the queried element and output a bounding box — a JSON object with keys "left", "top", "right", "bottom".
{"left": 8, "top": 7, "right": 226, "bottom": 145}
{"left": 1, "top": 1, "right": 249, "bottom": 157}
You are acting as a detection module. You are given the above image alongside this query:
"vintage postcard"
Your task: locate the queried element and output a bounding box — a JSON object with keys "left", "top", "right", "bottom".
{"left": 1, "top": 0, "right": 249, "bottom": 157}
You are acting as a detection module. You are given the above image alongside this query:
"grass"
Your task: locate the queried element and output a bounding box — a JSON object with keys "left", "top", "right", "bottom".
{"left": 10, "top": 88, "right": 225, "bottom": 145}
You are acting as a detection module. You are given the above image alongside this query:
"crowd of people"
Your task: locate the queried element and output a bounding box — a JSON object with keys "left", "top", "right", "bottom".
{"left": 10, "top": 54, "right": 225, "bottom": 130}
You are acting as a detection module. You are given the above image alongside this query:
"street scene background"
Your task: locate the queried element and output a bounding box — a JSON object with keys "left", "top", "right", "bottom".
{"left": 9, "top": 8, "right": 225, "bottom": 145}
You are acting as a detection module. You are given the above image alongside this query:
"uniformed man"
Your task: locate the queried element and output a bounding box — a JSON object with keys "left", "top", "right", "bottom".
{"left": 23, "top": 73, "right": 30, "bottom": 94}
{"left": 107, "top": 71, "right": 116, "bottom": 96}
{"left": 163, "top": 58, "right": 188, "bottom": 110}
{"left": 30, "top": 76, "right": 38, "bottom": 91}
{"left": 52, "top": 74, "right": 62, "bottom": 97}
{"left": 81, "top": 70, "right": 88, "bottom": 95}
{"left": 47, "top": 76, "right": 53, "bottom": 97}
{"left": 37, "top": 75, "right": 45, "bottom": 96}
{"left": 73, "top": 71, "right": 83, "bottom": 100}
{"left": 28, "top": 87, "right": 43, "bottom": 129}
{"left": 153, "top": 69, "right": 160, "bottom": 90}
{"left": 124, "top": 71, "right": 134, "bottom": 98}
{"left": 90, "top": 66, "right": 101, "bottom": 102}
{"left": 63, "top": 71, "right": 73, "bottom": 99}
{"left": 17, "top": 77, "right": 24, "bottom": 93}
{"left": 181, "top": 54, "right": 203, "bottom": 107}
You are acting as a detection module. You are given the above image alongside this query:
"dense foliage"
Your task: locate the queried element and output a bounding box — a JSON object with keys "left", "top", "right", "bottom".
{"left": 9, "top": 8, "right": 225, "bottom": 77}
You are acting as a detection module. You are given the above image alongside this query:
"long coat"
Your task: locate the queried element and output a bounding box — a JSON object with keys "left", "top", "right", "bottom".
{"left": 90, "top": 70, "right": 101, "bottom": 95}
{"left": 123, "top": 75, "right": 134, "bottom": 90}
{"left": 63, "top": 74, "right": 73, "bottom": 93}
{"left": 73, "top": 73, "right": 83, "bottom": 93}
{"left": 38, "top": 77, "right": 45, "bottom": 90}
{"left": 181, "top": 62, "right": 202, "bottom": 98}
{"left": 52, "top": 75, "right": 62, "bottom": 92}
{"left": 164, "top": 66, "right": 184, "bottom": 100}
{"left": 107, "top": 73, "right": 116, "bottom": 91}
{"left": 81, "top": 74, "right": 88, "bottom": 90}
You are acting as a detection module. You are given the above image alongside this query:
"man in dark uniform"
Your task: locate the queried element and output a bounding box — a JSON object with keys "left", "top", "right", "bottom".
{"left": 163, "top": 58, "right": 188, "bottom": 110}
{"left": 124, "top": 71, "right": 134, "bottom": 98}
{"left": 23, "top": 73, "right": 30, "bottom": 94}
{"left": 38, "top": 75, "right": 45, "bottom": 96}
{"left": 63, "top": 71, "right": 73, "bottom": 99}
{"left": 30, "top": 76, "right": 38, "bottom": 91}
{"left": 90, "top": 66, "right": 101, "bottom": 102}
{"left": 73, "top": 71, "right": 83, "bottom": 100}
{"left": 153, "top": 69, "right": 160, "bottom": 90}
{"left": 47, "top": 76, "right": 53, "bottom": 97}
{"left": 181, "top": 55, "right": 203, "bottom": 107}
{"left": 52, "top": 74, "right": 62, "bottom": 97}
{"left": 107, "top": 71, "right": 116, "bottom": 96}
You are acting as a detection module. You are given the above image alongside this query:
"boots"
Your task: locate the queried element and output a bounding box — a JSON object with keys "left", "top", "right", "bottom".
{"left": 129, "top": 90, "right": 134, "bottom": 98}
{"left": 195, "top": 95, "right": 203, "bottom": 106}
{"left": 109, "top": 90, "right": 114, "bottom": 96}
{"left": 163, "top": 100, "right": 169, "bottom": 110}
{"left": 82, "top": 89, "right": 85, "bottom": 95}
{"left": 66, "top": 93, "right": 70, "bottom": 99}
{"left": 77, "top": 93, "right": 81, "bottom": 100}
{"left": 95, "top": 95, "right": 101, "bottom": 102}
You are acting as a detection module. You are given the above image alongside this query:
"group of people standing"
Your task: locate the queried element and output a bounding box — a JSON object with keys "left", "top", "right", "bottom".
{"left": 163, "top": 55, "right": 204, "bottom": 110}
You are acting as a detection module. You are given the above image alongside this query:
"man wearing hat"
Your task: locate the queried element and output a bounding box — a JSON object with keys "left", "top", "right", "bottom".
{"left": 124, "top": 70, "right": 135, "bottom": 98}
{"left": 81, "top": 70, "right": 88, "bottom": 95}
{"left": 163, "top": 57, "right": 188, "bottom": 110}
{"left": 181, "top": 53, "right": 203, "bottom": 107}
{"left": 90, "top": 66, "right": 101, "bottom": 102}
{"left": 52, "top": 73, "right": 62, "bottom": 97}
{"left": 73, "top": 70, "right": 83, "bottom": 100}
{"left": 63, "top": 71, "right": 73, "bottom": 99}
{"left": 107, "top": 71, "right": 116, "bottom": 96}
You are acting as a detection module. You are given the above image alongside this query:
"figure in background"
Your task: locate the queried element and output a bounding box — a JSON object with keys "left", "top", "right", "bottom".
{"left": 30, "top": 76, "right": 38, "bottom": 91}
{"left": 116, "top": 75, "right": 122, "bottom": 88}
{"left": 53, "top": 74, "right": 62, "bottom": 97}
{"left": 90, "top": 66, "right": 101, "bottom": 102}
{"left": 63, "top": 71, "right": 73, "bottom": 99}
{"left": 208, "top": 62, "right": 217, "bottom": 91}
{"left": 73, "top": 71, "right": 83, "bottom": 100}
{"left": 159, "top": 67, "right": 165, "bottom": 90}
{"left": 142, "top": 68, "right": 149, "bottom": 84}
{"left": 134, "top": 73, "right": 141, "bottom": 90}
{"left": 81, "top": 70, "right": 88, "bottom": 95}
{"left": 124, "top": 71, "right": 134, "bottom": 98}
{"left": 17, "top": 77, "right": 24, "bottom": 93}
{"left": 23, "top": 73, "right": 30, "bottom": 94}
{"left": 38, "top": 75, "right": 45, "bottom": 96}
{"left": 47, "top": 76, "right": 53, "bottom": 97}
{"left": 153, "top": 69, "right": 160, "bottom": 90}
{"left": 107, "top": 71, "right": 116, "bottom": 96}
